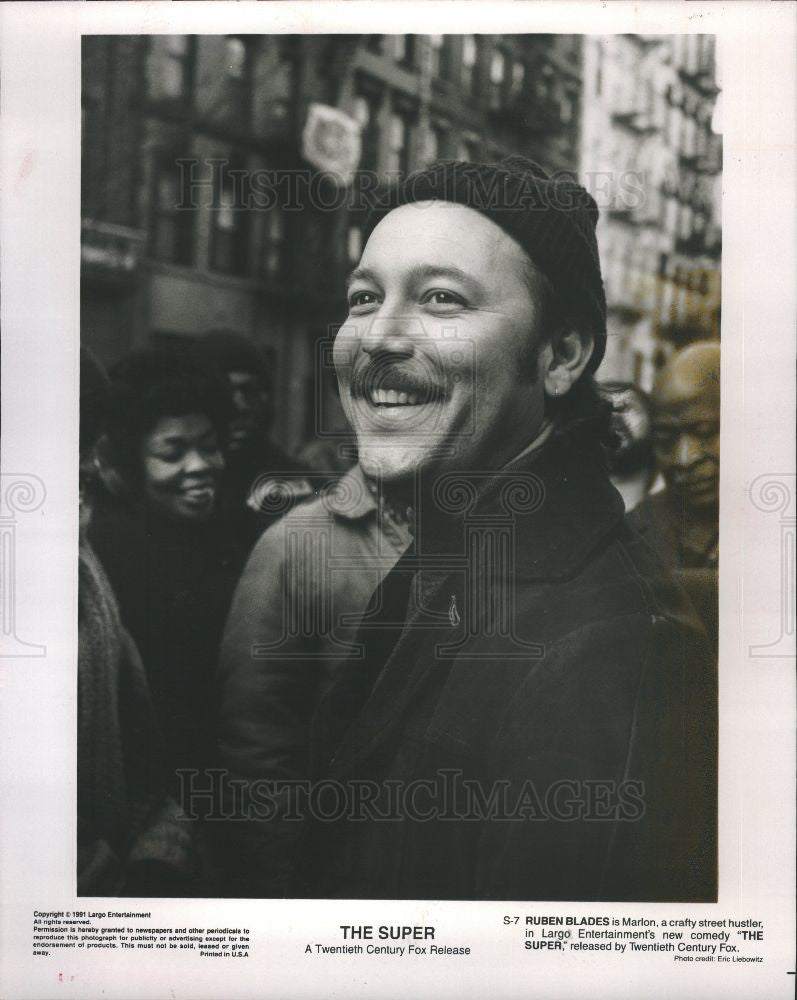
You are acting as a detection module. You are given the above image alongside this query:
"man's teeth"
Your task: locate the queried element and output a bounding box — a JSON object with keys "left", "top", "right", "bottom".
{"left": 370, "top": 388, "right": 420, "bottom": 406}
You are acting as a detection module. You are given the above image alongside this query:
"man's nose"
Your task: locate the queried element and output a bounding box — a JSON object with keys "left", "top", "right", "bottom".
{"left": 674, "top": 433, "right": 703, "bottom": 467}
{"left": 231, "top": 388, "right": 249, "bottom": 413}
{"left": 361, "top": 313, "right": 419, "bottom": 358}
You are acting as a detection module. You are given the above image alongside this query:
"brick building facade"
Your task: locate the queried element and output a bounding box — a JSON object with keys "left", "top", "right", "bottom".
{"left": 580, "top": 34, "right": 722, "bottom": 389}
{"left": 81, "top": 33, "right": 583, "bottom": 451}
{"left": 82, "top": 33, "right": 721, "bottom": 445}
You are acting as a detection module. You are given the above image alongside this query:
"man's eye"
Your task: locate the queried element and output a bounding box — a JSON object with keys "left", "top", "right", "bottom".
{"left": 423, "top": 290, "right": 465, "bottom": 308}
{"left": 348, "top": 290, "right": 379, "bottom": 309}
{"left": 692, "top": 424, "right": 720, "bottom": 438}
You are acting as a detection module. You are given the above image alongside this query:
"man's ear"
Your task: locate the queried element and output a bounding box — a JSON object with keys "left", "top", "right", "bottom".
{"left": 542, "top": 328, "right": 594, "bottom": 398}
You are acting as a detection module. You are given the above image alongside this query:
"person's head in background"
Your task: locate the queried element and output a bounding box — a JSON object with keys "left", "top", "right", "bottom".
{"left": 600, "top": 381, "right": 656, "bottom": 513}
{"left": 79, "top": 346, "right": 111, "bottom": 533}
{"left": 99, "top": 348, "right": 231, "bottom": 523}
{"left": 192, "top": 330, "right": 274, "bottom": 459}
{"left": 651, "top": 340, "right": 720, "bottom": 516}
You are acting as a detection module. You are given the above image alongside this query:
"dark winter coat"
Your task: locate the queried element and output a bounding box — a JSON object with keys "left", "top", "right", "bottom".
{"left": 297, "top": 433, "right": 717, "bottom": 902}
{"left": 77, "top": 541, "right": 193, "bottom": 895}
{"left": 88, "top": 498, "right": 247, "bottom": 792}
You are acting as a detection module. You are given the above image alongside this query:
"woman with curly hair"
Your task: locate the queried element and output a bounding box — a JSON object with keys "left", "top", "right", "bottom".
{"left": 88, "top": 348, "right": 249, "bottom": 812}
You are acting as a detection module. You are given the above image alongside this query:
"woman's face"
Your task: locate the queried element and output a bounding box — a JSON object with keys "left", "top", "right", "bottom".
{"left": 141, "top": 413, "right": 225, "bottom": 521}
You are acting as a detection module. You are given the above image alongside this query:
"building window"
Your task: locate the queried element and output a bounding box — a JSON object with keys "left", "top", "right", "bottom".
{"left": 347, "top": 224, "right": 363, "bottom": 264}
{"left": 509, "top": 60, "right": 525, "bottom": 102}
{"left": 461, "top": 35, "right": 479, "bottom": 93}
{"left": 210, "top": 161, "right": 249, "bottom": 276}
{"left": 149, "top": 35, "right": 192, "bottom": 102}
{"left": 424, "top": 127, "right": 438, "bottom": 165}
{"left": 353, "top": 89, "right": 382, "bottom": 172}
{"left": 164, "top": 36, "right": 189, "bottom": 97}
{"left": 223, "top": 36, "right": 252, "bottom": 129}
{"left": 429, "top": 35, "right": 451, "bottom": 79}
{"left": 679, "top": 205, "right": 693, "bottom": 242}
{"left": 457, "top": 137, "right": 477, "bottom": 162}
{"left": 489, "top": 49, "right": 506, "bottom": 109}
{"left": 151, "top": 157, "right": 194, "bottom": 266}
{"left": 560, "top": 89, "right": 574, "bottom": 124}
{"left": 387, "top": 111, "right": 410, "bottom": 175}
{"left": 696, "top": 123, "right": 708, "bottom": 159}
{"left": 392, "top": 35, "right": 415, "bottom": 67}
{"left": 424, "top": 123, "right": 445, "bottom": 164}
{"left": 226, "top": 37, "right": 247, "bottom": 79}
{"left": 367, "top": 36, "right": 383, "bottom": 55}
{"left": 534, "top": 63, "right": 555, "bottom": 105}
{"left": 261, "top": 206, "right": 285, "bottom": 280}
{"left": 664, "top": 196, "right": 679, "bottom": 235}
{"left": 353, "top": 95, "right": 370, "bottom": 129}
{"left": 668, "top": 105, "right": 682, "bottom": 149}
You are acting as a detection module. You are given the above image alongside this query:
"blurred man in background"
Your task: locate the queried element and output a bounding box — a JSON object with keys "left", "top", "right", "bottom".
{"left": 601, "top": 381, "right": 657, "bottom": 513}
{"left": 193, "top": 330, "right": 312, "bottom": 542}
{"left": 632, "top": 341, "right": 720, "bottom": 570}
{"left": 631, "top": 341, "right": 720, "bottom": 650}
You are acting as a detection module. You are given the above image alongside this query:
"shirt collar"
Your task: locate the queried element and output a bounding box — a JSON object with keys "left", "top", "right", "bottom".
{"left": 320, "top": 463, "right": 378, "bottom": 520}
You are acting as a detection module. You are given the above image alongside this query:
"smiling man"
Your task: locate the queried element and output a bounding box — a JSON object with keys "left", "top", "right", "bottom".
{"left": 293, "top": 157, "right": 717, "bottom": 902}
{"left": 335, "top": 172, "right": 600, "bottom": 488}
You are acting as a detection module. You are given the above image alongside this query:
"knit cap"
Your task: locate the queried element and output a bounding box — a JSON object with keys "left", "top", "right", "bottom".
{"left": 363, "top": 156, "right": 607, "bottom": 372}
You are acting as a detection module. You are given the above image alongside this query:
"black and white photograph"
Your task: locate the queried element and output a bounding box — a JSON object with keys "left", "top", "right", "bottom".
{"left": 0, "top": 4, "right": 794, "bottom": 999}
{"left": 78, "top": 30, "right": 721, "bottom": 901}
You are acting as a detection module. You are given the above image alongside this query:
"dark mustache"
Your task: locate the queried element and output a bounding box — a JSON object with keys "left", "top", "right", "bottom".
{"left": 350, "top": 360, "right": 446, "bottom": 401}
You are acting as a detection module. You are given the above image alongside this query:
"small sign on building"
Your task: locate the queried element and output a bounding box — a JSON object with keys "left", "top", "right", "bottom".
{"left": 301, "top": 102, "right": 362, "bottom": 185}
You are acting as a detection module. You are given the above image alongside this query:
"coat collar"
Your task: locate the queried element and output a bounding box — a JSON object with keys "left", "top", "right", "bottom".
{"left": 413, "top": 432, "right": 625, "bottom": 581}
{"left": 506, "top": 431, "right": 625, "bottom": 580}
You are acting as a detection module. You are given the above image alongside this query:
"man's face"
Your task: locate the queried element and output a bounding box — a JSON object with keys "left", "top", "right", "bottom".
{"left": 333, "top": 202, "right": 548, "bottom": 485}
{"left": 653, "top": 363, "right": 720, "bottom": 511}
{"left": 226, "top": 369, "right": 271, "bottom": 452}
{"left": 605, "top": 386, "right": 653, "bottom": 475}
